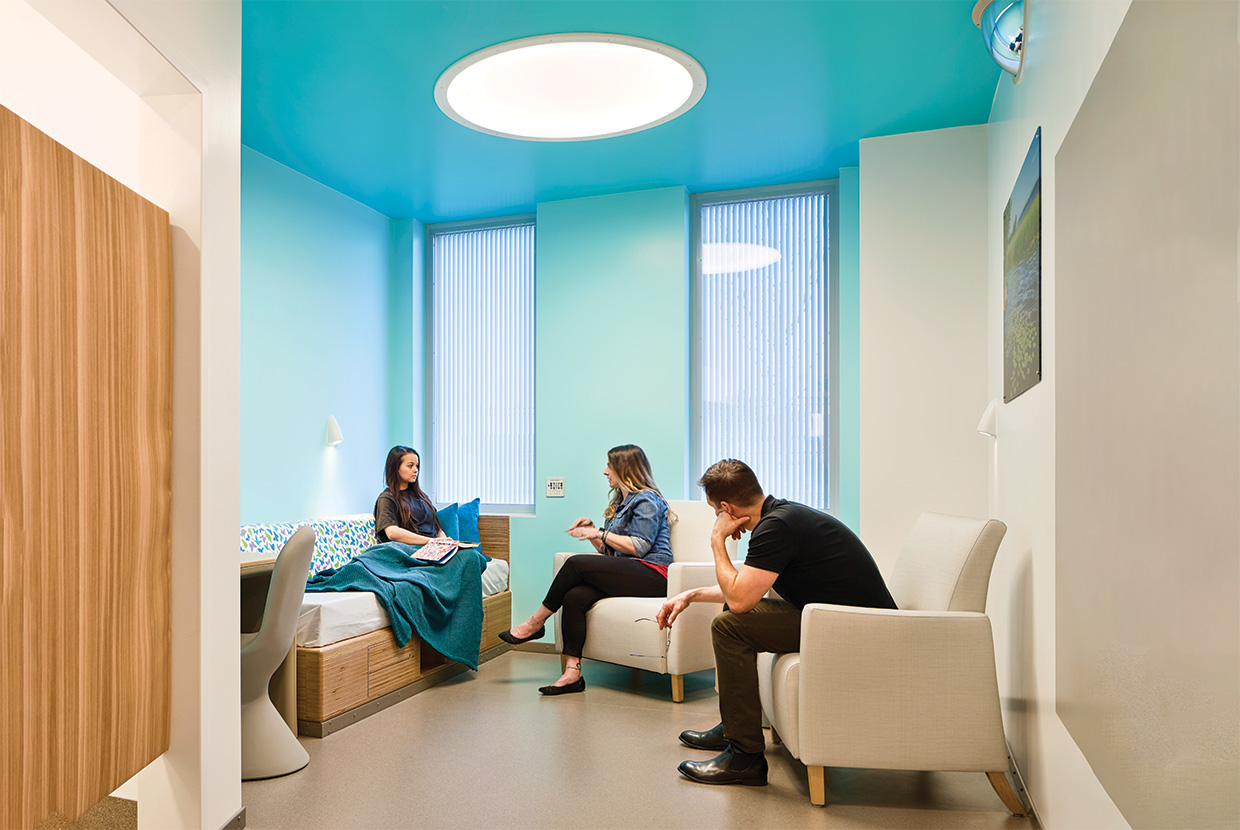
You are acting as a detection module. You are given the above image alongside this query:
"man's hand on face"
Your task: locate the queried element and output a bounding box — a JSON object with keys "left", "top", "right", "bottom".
{"left": 712, "top": 508, "right": 748, "bottom": 542}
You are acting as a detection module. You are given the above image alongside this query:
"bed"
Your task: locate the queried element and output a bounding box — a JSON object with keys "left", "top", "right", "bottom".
{"left": 240, "top": 513, "right": 513, "bottom": 737}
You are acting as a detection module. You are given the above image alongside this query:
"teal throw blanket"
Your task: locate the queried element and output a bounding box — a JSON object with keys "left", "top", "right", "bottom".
{"left": 305, "top": 542, "right": 487, "bottom": 670}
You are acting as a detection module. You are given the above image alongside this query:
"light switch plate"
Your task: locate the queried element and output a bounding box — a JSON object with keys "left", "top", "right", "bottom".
{"left": 546, "top": 478, "right": 565, "bottom": 497}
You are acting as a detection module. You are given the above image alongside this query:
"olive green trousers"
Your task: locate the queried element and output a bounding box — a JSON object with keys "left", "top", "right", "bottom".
{"left": 712, "top": 598, "right": 802, "bottom": 755}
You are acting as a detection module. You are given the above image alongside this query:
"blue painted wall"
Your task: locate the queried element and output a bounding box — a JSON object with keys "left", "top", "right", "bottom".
{"left": 241, "top": 147, "right": 418, "bottom": 524}
{"left": 837, "top": 167, "right": 861, "bottom": 532}
{"left": 508, "top": 188, "right": 690, "bottom": 628}
{"left": 388, "top": 218, "right": 426, "bottom": 454}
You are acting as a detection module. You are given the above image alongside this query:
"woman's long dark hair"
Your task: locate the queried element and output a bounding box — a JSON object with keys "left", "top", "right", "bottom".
{"left": 383, "top": 446, "right": 440, "bottom": 535}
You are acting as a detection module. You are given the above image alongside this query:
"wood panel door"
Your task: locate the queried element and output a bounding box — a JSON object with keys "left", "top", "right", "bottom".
{"left": 1, "top": 104, "right": 172, "bottom": 828}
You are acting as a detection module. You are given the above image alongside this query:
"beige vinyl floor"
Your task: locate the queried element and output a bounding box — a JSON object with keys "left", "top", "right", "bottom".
{"left": 242, "top": 650, "right": 1038, "bottom": 830}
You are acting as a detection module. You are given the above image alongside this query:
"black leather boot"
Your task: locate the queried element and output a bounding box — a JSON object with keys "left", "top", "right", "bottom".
{"left": 679, "top": 722, "right": 728, "bottom": 751}
{"left": 677, "top": 746, "right": 768, "bottom": 786}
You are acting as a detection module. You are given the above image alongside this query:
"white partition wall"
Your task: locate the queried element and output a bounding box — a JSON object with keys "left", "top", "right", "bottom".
{"left": 858, "top": 125, "right": 990, "bottom": 572}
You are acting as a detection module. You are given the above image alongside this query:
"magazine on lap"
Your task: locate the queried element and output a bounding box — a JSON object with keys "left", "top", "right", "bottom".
{"left": 414, "top": 538, "right": 480, "bottom": 563}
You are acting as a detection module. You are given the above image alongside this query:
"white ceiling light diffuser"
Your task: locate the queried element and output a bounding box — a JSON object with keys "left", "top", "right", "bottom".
{"left": 435, "top": 33, "right": 707, "bottom": 141}
{"left": 702, "top": 243, "right": 782, "bottom": 274}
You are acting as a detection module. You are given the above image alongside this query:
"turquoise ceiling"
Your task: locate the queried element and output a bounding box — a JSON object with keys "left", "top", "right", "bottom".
{"left": 243, "top": 1, "right": 998, "bottom": 223}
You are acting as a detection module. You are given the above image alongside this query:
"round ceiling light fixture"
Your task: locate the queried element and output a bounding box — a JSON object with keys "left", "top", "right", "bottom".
{"left": 435, "top": 33, "right": 707, "bottom": 141}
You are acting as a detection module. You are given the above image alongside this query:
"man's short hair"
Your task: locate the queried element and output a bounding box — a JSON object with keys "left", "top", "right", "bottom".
{"left": 698, "top": 459, "right": 764, "bottom": 505}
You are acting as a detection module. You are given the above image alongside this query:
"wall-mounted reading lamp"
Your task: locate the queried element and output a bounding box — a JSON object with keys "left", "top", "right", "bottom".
{"left": 972, "top": 0, "right": 1026, "bottom": 83}
{"left": 325, "top": 415, "right": 344, "bottom": 447}
{"left": 977, "top": 399, "right": 1000, "bottom": 438}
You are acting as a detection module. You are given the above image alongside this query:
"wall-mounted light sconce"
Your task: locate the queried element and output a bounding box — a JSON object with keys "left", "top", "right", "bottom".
{"left": 977, "top": 399, "right": 1000, "bottom": 438}
{"left": 325, "top": 415, "right": 344, "bottom": 447}
{"left": 972, "top": 0, "right": 1026, "bottom": 83}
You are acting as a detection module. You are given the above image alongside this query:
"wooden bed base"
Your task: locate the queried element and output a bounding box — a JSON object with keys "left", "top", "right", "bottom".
{"left": 295, "top": 515, "right": 512, "bottom": 736}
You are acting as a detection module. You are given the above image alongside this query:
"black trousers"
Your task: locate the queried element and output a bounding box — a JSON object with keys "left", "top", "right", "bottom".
{"left": 543, "top": 554, "right": 667, "bottom": 659}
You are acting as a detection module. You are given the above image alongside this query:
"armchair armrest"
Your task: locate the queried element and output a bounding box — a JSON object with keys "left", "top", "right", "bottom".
{"left": 666, "top": 561, "right": 724, "bottom": 596}
{"left": 794, "top": 604, "right": 1009, "bottom": 771}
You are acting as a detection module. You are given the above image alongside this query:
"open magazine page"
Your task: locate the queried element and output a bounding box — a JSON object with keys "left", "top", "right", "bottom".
{"left": 412, "top": 538, "right": 480, "bottom": 562}
{"left": 413, "top": 538, "right": 458, "bottom": 563}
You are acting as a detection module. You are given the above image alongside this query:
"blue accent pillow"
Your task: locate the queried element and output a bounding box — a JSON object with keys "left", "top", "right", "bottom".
{"left": 457, "top": 498, "right": 481, "bottom": 544}
{"left": 436, "top": 502, "right": 459, "bottom": 539}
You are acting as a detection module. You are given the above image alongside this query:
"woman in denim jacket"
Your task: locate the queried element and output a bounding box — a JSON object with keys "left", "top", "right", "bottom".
{"left": 501, "top": 444, "right": 674, "bottom": 695}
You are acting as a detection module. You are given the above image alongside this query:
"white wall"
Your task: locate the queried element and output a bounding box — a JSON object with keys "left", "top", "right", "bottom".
{"left": 2, "top": 1, "right": 242, "bottom": 827}
{"left": 984, "top": 2, "right": 1135, "bottom": 828}
{"left": 107, "top": 4, "right": 243, "bottom": 827}
{"left": 858, "top": 125, "right": 991, "bottom": 571}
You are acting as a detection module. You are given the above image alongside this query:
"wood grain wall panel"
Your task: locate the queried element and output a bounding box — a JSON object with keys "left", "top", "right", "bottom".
{"left": 478, "top": 515, "right": 509, "bottom": 562}
{"left": 1, "top": 102, "right": 26, "bottom": 830}
{"left": 0, "top": 104, "right": 171, "bottom": 828}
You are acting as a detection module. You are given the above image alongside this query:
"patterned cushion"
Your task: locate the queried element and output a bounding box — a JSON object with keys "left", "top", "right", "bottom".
{"left": 240, "top": 513, "right": 377, "bottom": 579}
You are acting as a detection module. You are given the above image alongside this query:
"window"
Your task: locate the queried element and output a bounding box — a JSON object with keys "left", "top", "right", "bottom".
{"left": 692, "top": 183, "right": 838, "bottom": 510}
{"left": 427, "top": 219, "right": 535, "bottom": 512}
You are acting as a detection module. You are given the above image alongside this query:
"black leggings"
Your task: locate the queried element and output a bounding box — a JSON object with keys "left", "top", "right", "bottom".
{"left": 543, "top": 554, "right": 668, "bottom": 659}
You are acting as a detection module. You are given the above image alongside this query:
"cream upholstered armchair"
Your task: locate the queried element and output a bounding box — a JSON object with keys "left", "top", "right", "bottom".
{"left": 552, "top": 499, "right": 734, "bottom": 702}
{"left": 757, "top": 513, "right": 1027, "bottom": 814}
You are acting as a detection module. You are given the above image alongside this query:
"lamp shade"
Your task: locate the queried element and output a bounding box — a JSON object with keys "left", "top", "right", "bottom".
{"left": 325, "top": 415, "right": 344, "bottom": 447}
{"left": 977, "top": 399, "right": 999, "bottom": 438}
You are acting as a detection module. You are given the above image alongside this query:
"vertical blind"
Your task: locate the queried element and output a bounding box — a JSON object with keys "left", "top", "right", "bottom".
{"left": 431, "top": 222, "right": 535, "bottom": 509}
{"left": 698, "top": 191, "right": 828, "bottom": 509}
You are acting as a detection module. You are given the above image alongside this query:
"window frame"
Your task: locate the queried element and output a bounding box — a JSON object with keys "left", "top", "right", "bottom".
{"left": 689, "top": 180, "right": 840, "bottom": 512}
{"left": 424, "top": 213, "right": 537, "bottom": 515}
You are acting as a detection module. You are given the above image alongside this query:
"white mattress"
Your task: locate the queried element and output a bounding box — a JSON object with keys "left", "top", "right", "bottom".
{"left": 296, "top": 558, "right": 509, "bottom": 648}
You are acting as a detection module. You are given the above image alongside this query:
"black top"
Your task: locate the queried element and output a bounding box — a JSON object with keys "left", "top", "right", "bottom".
{"left": 744, "top": 496, "right": 897, "bottom": 611}
{"left": 374, "top": 490, "right": 437, "bottom": 542}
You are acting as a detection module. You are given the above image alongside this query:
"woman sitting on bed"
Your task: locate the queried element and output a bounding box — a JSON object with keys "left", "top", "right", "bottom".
{"left": 500, "top": 443, "right": 674, "bottom": 696}
{"left": 374, "top": 445, "right": 448, "bottom": 545}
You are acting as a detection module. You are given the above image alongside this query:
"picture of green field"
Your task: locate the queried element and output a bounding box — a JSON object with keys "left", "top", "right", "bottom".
{"left": 1004, "top": 129, "right": 1041, "bottom": 402}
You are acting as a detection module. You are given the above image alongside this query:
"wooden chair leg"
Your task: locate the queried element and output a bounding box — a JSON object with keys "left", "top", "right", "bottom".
{"left": 560, "top": 654, "right": 567, "bottom": 672}
{"left": 986, "top": 771, "right": 1028, "bottom": 816}
{"left": 807, "top": 765, "right": 826, "bottom": 806}
{"left": 769, "top": 725, "right": 782, "bottom": 744}
{"left": 670, "top": 674, "right": 684, "bottom": 702}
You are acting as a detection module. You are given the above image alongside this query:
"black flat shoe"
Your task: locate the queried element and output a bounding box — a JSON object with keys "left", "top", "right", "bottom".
{"left": 498, "top": 625, "right": 545, "bottom": 645}
{"left": 538, "top": 677, "right": 585, "bottom": 696}
{"left": 677, "top": 746, "right": 768, "bottom": 786}
{"left": 680, "top": 722, "right": 728, "bottom": 751}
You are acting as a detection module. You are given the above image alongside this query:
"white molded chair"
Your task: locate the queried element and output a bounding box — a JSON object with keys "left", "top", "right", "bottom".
{"left": 757, "top": 513, "right": 1027, "bottom": 814}
{"left": 241, "top": 524, "right": 316, "bottom": 780}
{"left": 552, "top": 499, "right": 735, "bottom": 702}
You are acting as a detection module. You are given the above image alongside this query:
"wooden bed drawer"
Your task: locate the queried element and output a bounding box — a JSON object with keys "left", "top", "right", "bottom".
{"left": 298, "top": 589, "right": 514, "bottom": 723}
{"left": 367, "top": 636, "right": 420, "bottom": 699}
{"left": 481, "top": 589, "right": 512, "bottom": 651}
{"left": 297, "top": 632, "right": 374, "bottom": 721}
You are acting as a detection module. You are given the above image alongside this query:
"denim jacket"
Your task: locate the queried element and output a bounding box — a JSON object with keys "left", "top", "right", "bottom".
{"left": 602, "top": 490, "right": 673, "bottom": 566}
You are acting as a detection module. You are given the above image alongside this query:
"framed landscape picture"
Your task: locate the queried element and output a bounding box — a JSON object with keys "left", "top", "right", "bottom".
{"left": 1004, "top": 128, "right": 1042, "bottom": 402}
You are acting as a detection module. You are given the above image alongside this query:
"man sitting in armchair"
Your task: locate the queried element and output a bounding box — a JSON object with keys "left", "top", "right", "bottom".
{"left": 657, "top": 458, "right": 897, "bottom": 786}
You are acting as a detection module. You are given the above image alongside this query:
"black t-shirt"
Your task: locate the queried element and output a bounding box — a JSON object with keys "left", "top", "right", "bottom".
{"left": 743, "top": 496, "right": 897, "bottom": 611}
{"left": 373, "top": 490, "right": 437, "bottom": 542}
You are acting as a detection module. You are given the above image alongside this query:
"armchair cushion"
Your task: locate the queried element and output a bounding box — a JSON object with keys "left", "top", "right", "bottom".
{"left": 756, "top": 652, "right": 801, "bottom": 755}
{"left": 886, "top": 514, "right": 1006, "bottom": 613}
